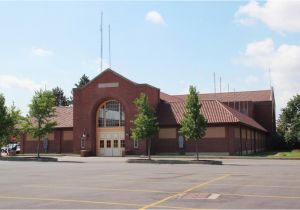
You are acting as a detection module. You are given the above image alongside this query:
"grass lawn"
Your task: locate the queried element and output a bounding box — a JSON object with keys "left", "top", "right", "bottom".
{"left": 249, "top": 149, "right": 300, "bottom": 158}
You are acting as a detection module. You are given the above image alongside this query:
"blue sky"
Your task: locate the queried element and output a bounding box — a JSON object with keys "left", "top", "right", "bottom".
{"left": 1, "top": 1, "right": 300, "bottom": 117}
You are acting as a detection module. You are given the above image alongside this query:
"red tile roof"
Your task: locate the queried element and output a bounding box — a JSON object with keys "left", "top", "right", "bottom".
{"left": 157, "top": 100, "right": 267, "bottom": 132}
{"left": 53, "top": 106, "right": 73, "bottom": 128}
{"left": 160, "top": 92, "right": 183, "bottom": 102}
{"left": 173, "top": 90, "right": 272, "bottom": 102}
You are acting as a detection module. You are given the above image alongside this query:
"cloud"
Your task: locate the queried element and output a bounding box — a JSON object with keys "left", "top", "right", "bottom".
{"left": 32, "top": 47, "right": 53, "bottom": 56}
{"left": 234, "top": 38, "right": 300, "bottom": 113}
{"left": 145, "top": 11, "right": 165, "bottom": 25}
{"left": 235, "top": 0, "right": 300, "bottom": 33}
{"left": 0, "top": 75, "right": 46, "bottom": 91}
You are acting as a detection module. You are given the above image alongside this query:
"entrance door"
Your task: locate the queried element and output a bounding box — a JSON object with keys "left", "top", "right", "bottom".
{"left": 96, "top": 131, "right": 125, "bottom": 156}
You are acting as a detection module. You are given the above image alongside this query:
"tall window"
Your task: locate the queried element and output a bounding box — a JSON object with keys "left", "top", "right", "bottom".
{"left": 98, "top": 100, "right": 125, "bottom": 127}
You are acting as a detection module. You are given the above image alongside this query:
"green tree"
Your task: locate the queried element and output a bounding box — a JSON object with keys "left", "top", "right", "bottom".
{"left": 277, "top": 94, "right": 300, "bottom": 148}
{"left": 22, "top": 90, "right": 57, "bottom": 158}
{"left": 52, "top": 86, "right": 71, "bottom": 106}
{"left": 131, "top": 93, "right": 159, "bottom": 160}
{"left": 69, "top": 74, "right": 91, "bottom": 105}
{"left": 179, "top": 86, "right": 207, "bottom": 160}
{"left": 0, "top": 94, "right": 13, "bottom": 155}
{"left": 75, "top": 74, "right": 90, "bottom": 88}
{"left": 7, "top": 104, "right": 23, "bottom": 142}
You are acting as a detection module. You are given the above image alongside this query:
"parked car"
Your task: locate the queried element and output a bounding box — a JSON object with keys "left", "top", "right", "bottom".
{"left": 1, "top": 143, "right": 19, "bottom": 154}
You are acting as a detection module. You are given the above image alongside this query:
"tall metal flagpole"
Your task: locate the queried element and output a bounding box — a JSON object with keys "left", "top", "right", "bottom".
{"left": 214, "top": 72, "right": 216, "bottom": 93}
{"left": 100, "top": 11, "right": 103, "bottom": 72}
{"left": 109, "top": 24, "right": 111, "bottom": 68}
{"left": 220, "top": 77, "right": 222, "bottom": 93}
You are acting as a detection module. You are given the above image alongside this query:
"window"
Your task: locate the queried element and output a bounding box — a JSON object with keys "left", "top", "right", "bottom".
{"left": 120, "top": 140, "right": 125, "bottom": 148}
{"left": 113, "top": 140, "right": 118, "bottom": 148}
{"left": 106, "top": 140, "right": 111, "bottom": 148}
{"left": 133, "top": 138, "right": 139, "bottom": 149}
{"left": 98, "top": 107, "right": 105, "bottom": 127}
{"left": 178, "top": 135, "right": 184, "bottom": 149}
{"left": 98, "top": 100, "right": 125, "bottom": 128}
{"left": 100, "top": 140, "right": 104, "bottom": 148}
{"left": 106, "top": 101, "right": 120, "bottom": 127}
{"left": 80, "top": 137, "right": 85, "bottom": 149}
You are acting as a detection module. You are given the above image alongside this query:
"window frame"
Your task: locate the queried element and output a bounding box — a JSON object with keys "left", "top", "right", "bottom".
{"left": 97, "top": 100, "right": 125, "bottom": 128}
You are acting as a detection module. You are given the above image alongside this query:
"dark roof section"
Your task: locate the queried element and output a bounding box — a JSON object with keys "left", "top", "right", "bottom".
{"left": 157, "top": 100, "right": 267, "bottom": 132}
{"left": 74, "top": 68, "right": 159, "bottom": 91}
{"left": 160, "top": 92, "right": 183, "bottom": 102}
{"left": 173, "top": 90, "right": 273, "bottom": 102}
{"left": 53, "top": 106, "right": 73, "bottom": 128}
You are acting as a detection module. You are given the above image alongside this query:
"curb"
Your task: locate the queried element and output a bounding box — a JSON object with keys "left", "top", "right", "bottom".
{"left": 136, "top": 156, "right": 300, "bottom": 160}
{"left": 0, "top": 157, "right": 58, "bottom": 162}
{"left": 126, "top": 159, "right": 222, "bottom": 165}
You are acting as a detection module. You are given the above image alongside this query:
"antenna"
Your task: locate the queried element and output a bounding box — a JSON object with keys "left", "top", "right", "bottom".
{"left": 269, "top": 66, "right": 272, "bottom": 88}
{"left": 100, "top": 11, "right": 103, "bottom": 72}
{"left": 219, "top": 77, "right": 222, "bottom": 93}
{"left": 228, "top": 83, "right": 229, "bottom": 93}
{"left": 213, "top": 72, "right": 216, "bottom": 93}
{"left": 108, "top": 24, "right": 111, "bottom": 68}
{"left": 233, "top": 88, "right": 236, "bottom": 110}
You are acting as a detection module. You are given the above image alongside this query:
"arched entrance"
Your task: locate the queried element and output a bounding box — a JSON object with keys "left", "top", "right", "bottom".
{"left": 96, "top": 100, "right": 125, "bottom": 156}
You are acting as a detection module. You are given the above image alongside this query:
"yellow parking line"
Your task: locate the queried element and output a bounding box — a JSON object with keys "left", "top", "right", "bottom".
{"left": 27, "top": 184, "right": 177, "bottom": 194}
{"left": 0, "top": 195, "right": 142, "bottom": 207}
{"left": 139, "top": 174, "right": 230, "bottom": 210}
{"left": 222, "top": 193, "right": 300, "bottom": 200}
{"left": 211, "top": 183, "right": 300, "bottom": 189}
{"left": 157, "top": 204, "right": 213, "bottom": 210}
{"left": 0, "top": 194, "right": 212, "bottom": 210}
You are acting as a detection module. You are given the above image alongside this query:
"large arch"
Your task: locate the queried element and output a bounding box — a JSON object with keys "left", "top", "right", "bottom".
{"left": 95, "top": 100, "right": 126, "bottom": 156}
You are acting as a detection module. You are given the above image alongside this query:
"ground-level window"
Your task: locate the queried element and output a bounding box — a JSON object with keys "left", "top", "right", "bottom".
{"left": 113, "top": 140, "right": 118, "bottom": 148}
{"left": 133, "top": 139, "right": 139, "bottom": 149}
{"left": 106, "top": 140, "right": 111, "bottom": 148}
{"left": 81, "top": 137, "right": 85, "bottom": 149}
{"left": 100, "top": 140, "right": 104, "bottom": 148}
{"left": 178, "top": 135, "right": 184, "bottom": 149}
{"left": 121, "top": 140, "right": 125, "bottom": 148}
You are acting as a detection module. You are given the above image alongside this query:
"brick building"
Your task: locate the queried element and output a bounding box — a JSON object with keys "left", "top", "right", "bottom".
{"left": 21, "top": 69, "right": 276, "bottom": 156}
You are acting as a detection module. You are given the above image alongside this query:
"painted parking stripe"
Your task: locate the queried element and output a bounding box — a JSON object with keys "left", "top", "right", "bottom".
{"left": 0, "top": 195, "right": 210, "bottom": 210}
{"left": 211, "top": 183, "right": 300, "bottom": 189}
{"left": 139, "top": 174, "right": 230, "bottom": 210}
{"left": 222, "top": 193, "right": 300, "bottom": 200}
{"left": 0, "top": 195, "right": 141, "bottom": 207}
{"left": 26, "top": 184, "right": 177, "bottom": 194}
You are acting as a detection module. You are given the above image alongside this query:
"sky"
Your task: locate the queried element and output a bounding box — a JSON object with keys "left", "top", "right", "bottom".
{"left": 0, "top": 0, "right": 300, "bottom": 119}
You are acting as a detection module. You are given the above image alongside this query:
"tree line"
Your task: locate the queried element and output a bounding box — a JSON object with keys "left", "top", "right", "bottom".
{"left": 1, "top": 71, "right": 299, "bottom": 159}
{"left": 0, "top": 74, "right": 90, "bottom": 157}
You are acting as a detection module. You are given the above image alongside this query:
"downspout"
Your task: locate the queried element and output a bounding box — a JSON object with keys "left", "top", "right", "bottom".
{"left": 239, "top": 125, "right": 242, "bottom": 156}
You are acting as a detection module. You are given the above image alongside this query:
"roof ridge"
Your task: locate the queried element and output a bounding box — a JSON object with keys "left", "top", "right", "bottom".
{"left": 215, "top": 100, "right": 239, "bottom": 122}
{"left": 220, "top": 102, "right": 267, "bottom": 132}
{"left": 173, "top": 89, "right": 272, "bottom": 97}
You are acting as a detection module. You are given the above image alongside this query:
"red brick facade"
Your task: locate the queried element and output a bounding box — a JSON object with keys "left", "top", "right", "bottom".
{"left": 21, "top": 69, "right": 271, "bottom": 156}
{"left": 73, "top": 70, "right": 160, "bottom": 156}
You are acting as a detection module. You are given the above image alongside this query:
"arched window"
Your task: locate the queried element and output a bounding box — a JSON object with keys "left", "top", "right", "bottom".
{"left": 98, "top": 100, "right": 125, "bottom": 127}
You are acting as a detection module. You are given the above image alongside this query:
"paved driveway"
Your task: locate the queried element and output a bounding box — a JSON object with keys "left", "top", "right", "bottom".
{"left": 0, "top": 157, "right": 300, "bottom": 209}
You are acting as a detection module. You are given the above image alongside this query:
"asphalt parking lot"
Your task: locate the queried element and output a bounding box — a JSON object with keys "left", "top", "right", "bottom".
{"left": 1, "top": 157, "right": 300, "bottom": 209}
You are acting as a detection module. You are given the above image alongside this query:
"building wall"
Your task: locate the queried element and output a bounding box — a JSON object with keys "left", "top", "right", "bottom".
{"left": 153, "top": 124, "right": 267, "bottom": 156}
{"left": 21, "top": 128, "right": 73, "bottom": 154}
{"left": 73, "top": 70, "right": 160, "bottom": 155}
{"left": 154, "top": 125, "right": 240, "bottom": 155}
{"left": 231, "top": 125, "right": 266, "bottom": 155}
